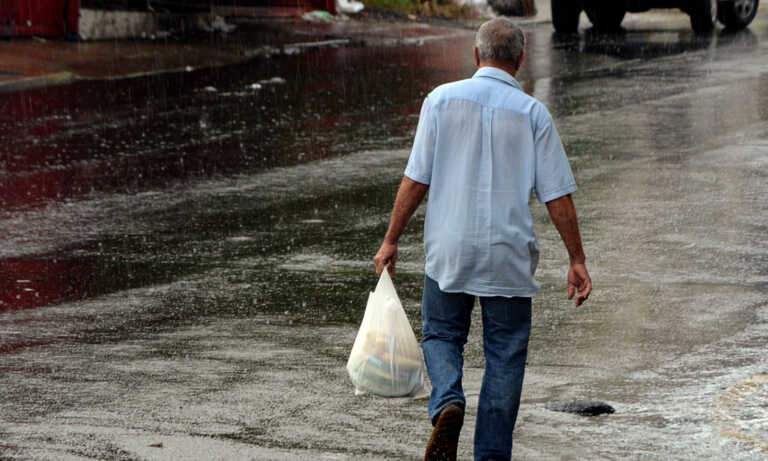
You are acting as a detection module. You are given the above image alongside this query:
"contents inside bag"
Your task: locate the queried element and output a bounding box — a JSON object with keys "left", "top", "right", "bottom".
{"left": 347, "top": 270, "right": 427, "bottom": 397}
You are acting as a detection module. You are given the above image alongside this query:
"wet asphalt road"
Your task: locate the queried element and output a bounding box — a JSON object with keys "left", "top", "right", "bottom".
{"left": 1, "top": 11, "right": 768, "bottom": 461}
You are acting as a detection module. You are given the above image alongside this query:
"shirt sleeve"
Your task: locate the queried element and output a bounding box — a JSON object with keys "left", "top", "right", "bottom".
{"left": 404, "top": 96, "right": 436, "bottom": 185}
{"left": 533, "top": 104, "right": 577, "bottom": 203}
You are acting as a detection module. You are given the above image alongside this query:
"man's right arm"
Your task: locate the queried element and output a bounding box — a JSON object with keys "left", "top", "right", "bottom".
{"left": 374, "top": 95, "right": 435, "bottom": 277}
{"left": 545, "top": 194, "right": 592, "bottom": 306}
{"left": 373, "top": 176, "right": 429, "bottom": 277}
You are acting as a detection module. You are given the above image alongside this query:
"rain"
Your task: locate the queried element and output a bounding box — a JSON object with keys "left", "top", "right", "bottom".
{"left": 1, "top": 0, "right": 767, "bottom": 459}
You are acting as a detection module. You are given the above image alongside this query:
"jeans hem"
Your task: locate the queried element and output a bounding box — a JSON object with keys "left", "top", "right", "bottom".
{"left": 430, "top": 399, "right": 466, "bottom": 426}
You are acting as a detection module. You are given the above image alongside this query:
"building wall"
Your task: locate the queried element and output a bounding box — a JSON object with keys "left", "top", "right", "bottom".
{"left": 1, "top": 0, "right": 335, "bottom": 38}
{"left": 81, "top": 0, "right": 324, "bottom": 10}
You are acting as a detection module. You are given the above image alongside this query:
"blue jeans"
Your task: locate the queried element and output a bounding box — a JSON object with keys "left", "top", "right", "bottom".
{"left": 421, "top": 276, "right": 532, "bottom": 461}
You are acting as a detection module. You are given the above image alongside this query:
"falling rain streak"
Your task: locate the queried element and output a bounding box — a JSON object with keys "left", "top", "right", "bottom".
{"left": 1, "top": 12, "right": 767, "bottom": 460}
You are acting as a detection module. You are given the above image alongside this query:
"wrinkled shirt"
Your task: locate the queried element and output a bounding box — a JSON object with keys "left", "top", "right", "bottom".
{"left": 404, "top": 67, "right": 577, "bottom": 297}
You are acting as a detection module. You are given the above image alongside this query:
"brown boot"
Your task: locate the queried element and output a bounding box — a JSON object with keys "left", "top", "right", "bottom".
{"left": 424, "top": 404, "right": 464, "bottom": 461}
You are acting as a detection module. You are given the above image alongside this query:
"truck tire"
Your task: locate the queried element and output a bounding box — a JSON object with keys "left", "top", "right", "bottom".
{"left": 718, "top": 0, "right": 759, "bottom": 29}
{"left": 584, "top": 0, "right": 626, "bottom": 32}
{"left": 690, "top": 0, "right": 718, "bottom": 33}
{"left": 552, "top": 0, "right": 582, "bottom": 33}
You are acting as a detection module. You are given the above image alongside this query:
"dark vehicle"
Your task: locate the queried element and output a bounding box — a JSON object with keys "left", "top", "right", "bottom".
{"left": 552, "top": 0, "right": 760, "bottom": 34}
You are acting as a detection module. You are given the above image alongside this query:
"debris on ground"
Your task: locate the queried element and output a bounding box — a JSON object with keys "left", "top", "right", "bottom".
{"left": 302, "top": 10, "right": 335, "bottom": 23}
{"left": 337, "top": 0, "right": 365, "bottom": 14}
{"left": 546, "top": 400, "right": 616, "bottom": 416}
{"left": 197, "top": 14, "right": 237, "bottom": 33}
{"left": 258, "top": 77, "right": 287, "bottom": 85}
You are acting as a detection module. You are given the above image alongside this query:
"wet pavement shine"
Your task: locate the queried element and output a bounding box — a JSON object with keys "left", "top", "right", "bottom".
{"left": 2, "top": 11, "right": 768, "bottom": 461}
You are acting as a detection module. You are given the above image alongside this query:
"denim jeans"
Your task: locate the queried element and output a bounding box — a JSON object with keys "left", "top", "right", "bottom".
{"left": 421, "top": 276, "right": 532, "bottom": 461}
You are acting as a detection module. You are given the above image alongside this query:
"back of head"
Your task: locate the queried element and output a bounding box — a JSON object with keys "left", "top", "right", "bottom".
{"left": 475, "top": 18, "right": 526, "bottom": 66}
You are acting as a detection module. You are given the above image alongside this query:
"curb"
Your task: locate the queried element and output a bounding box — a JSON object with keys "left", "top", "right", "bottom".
{"left": 0, "top": 72, "right": 79, "bottom": 93}
{"left": 517, "top": 17, "right": 554, "bottom": 26}
{"left": 0, "top": 15, "right": 553, "bottom": 95}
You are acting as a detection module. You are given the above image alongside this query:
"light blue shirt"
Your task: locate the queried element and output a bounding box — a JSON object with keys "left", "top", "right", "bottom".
{"left": 404, "top": 67, "right": 577, "bottom": 297}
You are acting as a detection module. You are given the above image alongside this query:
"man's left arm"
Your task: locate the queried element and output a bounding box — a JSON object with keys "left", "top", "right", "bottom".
{"left": 545, "top": 194, "right": 592, "bottom": 307}
{"left": 532, "top": 104, "right": 590, "bottom": 306}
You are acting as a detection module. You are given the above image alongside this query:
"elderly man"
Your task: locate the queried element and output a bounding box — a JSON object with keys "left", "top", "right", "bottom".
{"left": 373, "top": 18, "right": 592, "bottom": 461}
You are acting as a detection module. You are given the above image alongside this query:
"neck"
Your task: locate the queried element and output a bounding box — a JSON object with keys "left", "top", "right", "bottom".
{"left": 478, "top": 61, "right": 519, "bottom": 77}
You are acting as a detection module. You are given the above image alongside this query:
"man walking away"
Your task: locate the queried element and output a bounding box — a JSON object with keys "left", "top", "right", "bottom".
{"left": 373, "top": 18, "right": 592, "bottom": 461}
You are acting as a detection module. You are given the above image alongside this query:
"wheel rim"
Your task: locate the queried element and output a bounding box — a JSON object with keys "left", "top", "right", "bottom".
{"left": 734, "top": 0, "right": 756, "bottom": 19}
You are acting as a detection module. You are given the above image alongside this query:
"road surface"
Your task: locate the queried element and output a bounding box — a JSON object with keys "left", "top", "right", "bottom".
{"left": 1, "top": 10, "right": 767, "bottom": 460}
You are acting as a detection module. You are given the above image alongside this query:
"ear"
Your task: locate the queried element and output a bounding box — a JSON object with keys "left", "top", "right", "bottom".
{"left": 473, "top": 47, "right": 480, "bottom": 67}
{"left": 515, "top": 50, "right": 527, "bottom": 72}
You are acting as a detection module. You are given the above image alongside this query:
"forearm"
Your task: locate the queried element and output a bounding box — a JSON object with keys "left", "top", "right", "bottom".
{"left": 384, "top": 176, "right": 429, "bottom": 244}
{"left": 545, "top": 194, "right": 585, "bottom": 265}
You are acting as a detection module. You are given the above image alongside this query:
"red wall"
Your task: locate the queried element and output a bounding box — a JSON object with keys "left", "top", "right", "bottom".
{"left": 0, "top": 0, "right": 79, "bottom": 37}
{"left": 0, "top": 0, "right": 342, "bottom": 38}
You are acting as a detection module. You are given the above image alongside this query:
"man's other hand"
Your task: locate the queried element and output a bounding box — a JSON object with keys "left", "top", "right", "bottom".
{"left": 567, "top": 263, "right": 592, "bottom": 307}
{"left": 374, "top": 242, "right": 398, "bottom": 277}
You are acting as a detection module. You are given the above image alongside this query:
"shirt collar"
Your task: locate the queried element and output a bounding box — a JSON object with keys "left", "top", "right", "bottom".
{"left": 472, "top": 66, "right": 522, "bottom": 90}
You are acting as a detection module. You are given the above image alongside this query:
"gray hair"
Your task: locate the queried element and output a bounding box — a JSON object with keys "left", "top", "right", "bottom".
{"left": 475, "top": 18, "right": 526, "bottom": 64}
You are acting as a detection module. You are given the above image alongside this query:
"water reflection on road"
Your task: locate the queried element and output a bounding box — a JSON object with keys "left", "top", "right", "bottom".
{"left": 1, "top": 19, "right": 767, "bottom": 460}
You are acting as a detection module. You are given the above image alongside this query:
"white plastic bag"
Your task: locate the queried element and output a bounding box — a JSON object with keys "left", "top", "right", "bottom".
{"left": 346, "top": 270, "right": 427, "bottom": 397}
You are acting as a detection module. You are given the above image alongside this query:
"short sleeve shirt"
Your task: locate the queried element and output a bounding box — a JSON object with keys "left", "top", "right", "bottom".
{"left": 404, "top": 67, "right": 577, "bottom": 297}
